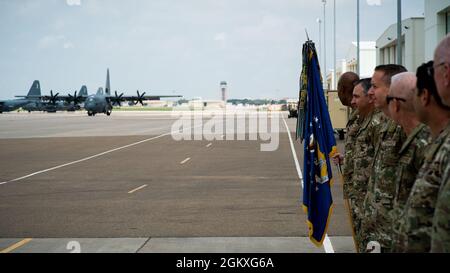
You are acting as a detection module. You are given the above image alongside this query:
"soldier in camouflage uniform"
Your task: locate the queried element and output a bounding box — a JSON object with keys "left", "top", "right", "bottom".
{"left": 430, "top": 34, "right": 450, "bottom": 253}
{"left": 347, "top": 78, "right": 382, "bottom": 252}
{"left": 342, "top": 109, "right": 360, "bottom": 198}
{"left": 395, "top": 60, "right": 450, "bottom": 252}
{"left": 334, "top": 72, "right": 361, "bottom": 252}
{"left": 336, "top": 72, "right": 360, "bottom": 199}
{"left": 333, "top": 77, "right": 380, "bottom": 252}
{"left": 396, "top": 124, "right": 450, "bottom": 252}
{"left": 382, "top": 72, "right": 432, "bottom": 252}
{"left": 360, "top": 64, "right": 407, "bottom": 252}
{"left": 430, "top": 140, "right": 450, "bottom": 252}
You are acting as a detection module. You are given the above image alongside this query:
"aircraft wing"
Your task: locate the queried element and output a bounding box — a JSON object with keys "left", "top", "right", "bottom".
{"left": 108, "top": 91, "right": 182, "bottom": 105}
{"left": 40, "top": 92, "right": 88, "bottom": 104}
{"left": 14, "top": 95, "right": 41, "bottom": 99}
{"left": 120, "top": 95, "right": 183, "bottom": 101}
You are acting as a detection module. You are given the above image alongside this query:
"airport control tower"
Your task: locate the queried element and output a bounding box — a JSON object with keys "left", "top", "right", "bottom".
{"left": 220, "top": 81, "right": 227, "bottom": 102}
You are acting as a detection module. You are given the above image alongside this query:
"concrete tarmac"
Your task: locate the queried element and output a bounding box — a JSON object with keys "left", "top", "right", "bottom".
{"left": 0, "top": 111, "right": 353, "bottom": 253}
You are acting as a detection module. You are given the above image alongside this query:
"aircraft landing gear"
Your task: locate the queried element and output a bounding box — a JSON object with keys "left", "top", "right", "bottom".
{"left": 88, "top": 111, "right": 95, "bottom": 116}
{"left": 106, "top": 110, "right": 111, "bottom": 116}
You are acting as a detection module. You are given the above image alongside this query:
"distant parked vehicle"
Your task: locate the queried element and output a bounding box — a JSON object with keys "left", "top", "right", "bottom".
{"left": 287, "top": 101, "right": 298, "bottom": 118}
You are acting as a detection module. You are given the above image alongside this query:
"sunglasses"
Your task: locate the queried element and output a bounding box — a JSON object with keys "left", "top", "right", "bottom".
{"left": 386, "top": 95, "right": 406, "bottom": 104}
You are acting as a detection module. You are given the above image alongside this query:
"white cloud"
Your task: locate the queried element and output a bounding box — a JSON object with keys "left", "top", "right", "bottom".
{"left": 366, "top": 0, "right": 382, "bottom": 6}
{"left": 66, "top": 0, "right": 81, "bottom": 6}
{"left": 234, "top": 15, "right": 296, "bottom": 44}
{"left": 38, "top": 35, "right": 65, "bottom": 49}
{"left": 214, "top": 33, "right": 226, "bottom": 42}
{"left": 63, "top": 42, "right": 74, "bottom": 49}
{"left": 213, "top": 32, "right": 228, "bottom": 49}
{"left": 38, "top": 35, "right": 74, "bottom": 50}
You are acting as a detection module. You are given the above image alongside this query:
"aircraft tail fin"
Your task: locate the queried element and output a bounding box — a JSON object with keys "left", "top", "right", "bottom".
{"left": 105, "top": 68, "right": 111, "bottom": 96}
{"left": 79, "top": 85, "right": 88, "bottom": 96}
{"left": 27, "top": 80, "right": 41, "bottom": 97}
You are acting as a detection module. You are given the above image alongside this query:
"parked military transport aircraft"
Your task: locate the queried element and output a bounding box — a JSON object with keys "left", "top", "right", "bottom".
{"left": 63, "top": 69, "right": 182, "bottom": 116}
{"left": 23, "top": 86, "right": 88, "bottom": 113}
{"left": 0, "top": 81, "right": 41, "bottom": 113}
{"left": 2, "top": 69, "right": 181, "bottom": 115}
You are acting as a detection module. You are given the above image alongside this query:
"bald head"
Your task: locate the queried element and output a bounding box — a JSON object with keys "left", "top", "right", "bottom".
{"left": 434, "top": 33, "right": 450, "bottom": 64}
{"left": 434, "top": 34, "right": 450, "bottom": 107}
{"left": 337, "top": 72, "right": 359, "bottom": 107}
{"left": 390, "top": 72, "right": 417, "bottom": 113}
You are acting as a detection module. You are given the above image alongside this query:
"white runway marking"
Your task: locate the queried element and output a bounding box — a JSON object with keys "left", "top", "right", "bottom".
{"left": 282, "top": 118, "right": 303, "bottom": 187}
{"left": 0, "top": 130, "right": 180, "bottom": 185}
{"left": 282, "top": 116, "right": 335, "bottom": 253}
{"left": 134, "top": 125, "right": 174, "bottom": 134}
{"left": 128, "top": 184, "right": 148, "bottom": 194}
{"left": 180, "top": 157, "right": 191, "bottom": 164}
{"left": 132, "top": 118, "right": 181, "bottom": 120}
{"left": 206, "top": 143, "right": 212, "bottom": 148}
{"left": 0, "top": 120, "right": 207, "bottom": 185}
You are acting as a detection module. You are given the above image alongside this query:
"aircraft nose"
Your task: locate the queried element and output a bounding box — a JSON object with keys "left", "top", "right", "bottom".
{"left": 85, "top": 101, "right": 94, "bottom": 109}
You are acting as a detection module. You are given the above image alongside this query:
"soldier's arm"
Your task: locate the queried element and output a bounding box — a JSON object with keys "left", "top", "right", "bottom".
{"left": 368, "top": 115, "right": 382, "bottom": 148}
{"left": 431, "top": 177, "right": 450, "bottom": 252}
{"left": 431, "top": 145, "right": 450, "bottom": 252}
{"left": 405, "top": 173, "right": 443, "bottom": 252}
{"left": 413, "top": 136, "right": 431, "bottom": 173}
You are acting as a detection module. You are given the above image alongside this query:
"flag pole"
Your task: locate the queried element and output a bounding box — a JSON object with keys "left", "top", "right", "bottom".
{"left": 336, "top": 162, "right": 359, "bottom": 253}
{"left": 305, "top": 28, "right": 311, "bottom": 41}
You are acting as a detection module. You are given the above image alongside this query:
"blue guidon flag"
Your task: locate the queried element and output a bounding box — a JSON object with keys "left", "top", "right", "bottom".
{"left": 296, "top": 40, "right": 337, "bottom": 247}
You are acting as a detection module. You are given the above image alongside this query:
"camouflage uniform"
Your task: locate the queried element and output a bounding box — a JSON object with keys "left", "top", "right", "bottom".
{"left": 343, "top": 109, "right": 360, "bottom": 199}
{"left": 430, "top": 124, "right": 450, "bottom": 252}
{"left": 431, "top": 172, "right": 450, "bottom": 252}
{"left": 360, "top": 116, "right": 407, "bottom": 252}
{"left": 390, "top": 124, "right": 431, "bottom": 252}
{"left": 395, "top": 122, "right": 450, "bottom": 252}
{"left": 349, "top": 110, "right": 382, "bottom": 252}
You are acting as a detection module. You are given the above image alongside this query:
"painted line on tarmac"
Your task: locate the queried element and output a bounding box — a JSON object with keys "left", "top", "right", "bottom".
{"left": 0, "top": 125, "right": 203, "bottom": 186}
{"left": 282, "top": 116, "right": 335, "bottom": 254}
{"left": 0, "top": 133, "right": 170, "bottom": 185}
{"left": 0, "top": 238, "right": 32, "bottom": 253}
{"left": 0, "top": 125, "right": 173, "bottom": 140}
{"left": 128, "top": 184, "right": 148, "bottom": 194}
{"left": 134, "top": 125, "right": 174, "bottom": 134}
{"left": 206, "top": 143, "right": 212, "bottom": 148}
{"left": 180, "top": 157, "right": 191, "bottom": 165}
{"left": 282, "top": 117, "right": 303, "bottom": 186}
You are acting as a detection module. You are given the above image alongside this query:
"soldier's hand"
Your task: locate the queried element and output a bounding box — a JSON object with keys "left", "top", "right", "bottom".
{"left": 331, "top": 153, "right": 344, "bottom": 165}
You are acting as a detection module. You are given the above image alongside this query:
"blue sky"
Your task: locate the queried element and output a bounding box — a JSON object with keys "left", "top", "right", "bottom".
{"left": 0, "top": 0, "right": 424, "bottom": 100}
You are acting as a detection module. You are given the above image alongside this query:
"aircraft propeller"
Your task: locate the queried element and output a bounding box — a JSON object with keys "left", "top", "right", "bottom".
{"left": 111, "top": 90, "right": 124, "bottom": 106}
{"left": 68, "top": 91, "right": 83, "bottom": 105}
{"left": 49, "top": 90, "right": 59, "bottom": 105}
{"left": 134, "top": 90, "right": 146, "bottom": 106}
